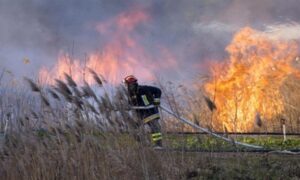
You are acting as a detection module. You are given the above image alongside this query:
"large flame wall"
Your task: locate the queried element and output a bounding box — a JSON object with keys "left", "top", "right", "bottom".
{"left": 204, "top": 27, "right": 299, "bottom": 132}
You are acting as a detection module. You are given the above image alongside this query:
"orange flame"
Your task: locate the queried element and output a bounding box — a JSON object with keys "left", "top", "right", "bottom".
{"left": 205, "top": 27, "right": 299, "bottom": 132}
{"left": 39, "top": 8, "right": 177, "bottom": 85}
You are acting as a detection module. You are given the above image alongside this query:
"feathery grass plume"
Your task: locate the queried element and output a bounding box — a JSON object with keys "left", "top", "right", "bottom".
{"left": 100, "top": 96, "right": 110, "bottom": 111}
{"left": 81, "top": 86, "right": 91, "bottom": 98}
{"left": 24, "top": 77, "right": 40, "bottom": 92}
{"left": 203, "top": 96, "right": 217, "bottom": 111}
{"left": 84, "top": 100, "right": 99, "bottom": 115}
{"left": 105, "top": 112, "right": 116, "bottom": 127}
{"left": 98, "top": 100, "right": 106, "bottom": 114}
{"left": 40, "top": 94, "right": 50, "bottom": 107}
{"left": 255, "top": 112, "right": 263, "bottom": 127}
{"left": 99, "top": 74, "right": 107, "bottom": 83}
{"left": 54, "top": 87, "right": 72, "bottom": 102}
{"left": 72, "top": 86, "right": 82, "bottom": 98}
{"left": 71, "top": 96, "right": 83, "bottom": 110}
{"left": 55, "top": 79, "right": 72, "bottom": 95}
{"left": 89, "top": 68, "right": 107, "bottom": 82}
{"left": 48, "top": 88, "right": 60, "bottom": 100}
{"left": 82, "top": 81, "right": 98, "bottom": 101}
{"left": 88, "top": 68, "right": 103, "bottom": 86}
{"left": 104, "top": 93, "right": 114, "bottom": 109}
{"left": 54, "top": 79, "right": 75, "bottom": 102}
{"left": 64, "top": 73, "right": 77, "bottom": 87}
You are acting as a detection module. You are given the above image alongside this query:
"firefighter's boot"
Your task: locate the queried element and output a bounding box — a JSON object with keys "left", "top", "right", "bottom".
{"left": 151, "top": 132, "right": 163, "bottom": 149}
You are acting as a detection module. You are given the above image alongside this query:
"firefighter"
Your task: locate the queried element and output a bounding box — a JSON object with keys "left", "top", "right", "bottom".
{"left": 123, "top": 75, "right": 163, "bottom": 148}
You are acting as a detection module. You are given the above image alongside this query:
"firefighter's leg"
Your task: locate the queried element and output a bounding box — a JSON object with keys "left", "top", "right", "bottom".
{"left": 147, "top": 118, "right": 162, "bottom": 147}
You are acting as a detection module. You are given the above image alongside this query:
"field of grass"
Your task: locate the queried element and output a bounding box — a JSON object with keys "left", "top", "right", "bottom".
{"left": 0, "top": 74, "right": 300, "bottom": 179}
{"left": 1, "top": 128, "right": 300, "bottom": 179}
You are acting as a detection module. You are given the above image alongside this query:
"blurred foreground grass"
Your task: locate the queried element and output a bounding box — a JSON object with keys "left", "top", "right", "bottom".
{"left": 1, "top": 129, "right": 300, "bottom": 180}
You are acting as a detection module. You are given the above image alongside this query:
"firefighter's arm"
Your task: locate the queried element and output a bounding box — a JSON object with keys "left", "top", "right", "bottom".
{"left": 146, "top": 86, "right": 161, "bottom": 106}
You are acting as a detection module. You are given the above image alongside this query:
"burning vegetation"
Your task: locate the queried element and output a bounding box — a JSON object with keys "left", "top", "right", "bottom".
{"left": 39, "top": 9, "right": 177, "bottom": 85}
{"left": 38, "top": 10, "right": 300, "bottom": 133}
{"left": 2, "top": 1, "right": 300, "bottom": 179}
{"left": 204, "top": 27, "right": 300, "bottom": 132}
{"left": 35, "top": 7, "right": 300, "bottom": 133}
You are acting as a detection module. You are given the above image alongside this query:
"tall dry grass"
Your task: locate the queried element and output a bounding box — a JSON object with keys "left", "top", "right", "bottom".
{"left": 0, "top": 72, "right": 300, "bottom": 179}
{"left": 0, "top": 73, "right": 203, "bottom": 180}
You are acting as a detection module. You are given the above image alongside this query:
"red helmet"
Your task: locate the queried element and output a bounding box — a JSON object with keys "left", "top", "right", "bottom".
{"left": 123, "top": 75, "right": 138, "bottom": 85}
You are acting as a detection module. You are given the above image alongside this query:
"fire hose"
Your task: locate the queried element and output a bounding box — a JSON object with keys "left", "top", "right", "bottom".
{"left": 132, "top": 105, "right": 300, "bottom": 154}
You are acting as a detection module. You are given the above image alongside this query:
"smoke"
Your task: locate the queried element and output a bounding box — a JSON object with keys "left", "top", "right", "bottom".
{"left": 1, "top": 0, "right": 300, "bottom": 82}
{"left": 263, "top": 23, "right": 300, "bottom": 40}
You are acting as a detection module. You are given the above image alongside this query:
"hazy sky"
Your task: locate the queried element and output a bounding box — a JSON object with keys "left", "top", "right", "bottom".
{"left": 1, "top": 0, "right": 300, "bottom": 81}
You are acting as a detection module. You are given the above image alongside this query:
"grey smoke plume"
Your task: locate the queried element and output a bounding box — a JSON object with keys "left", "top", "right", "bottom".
{"left": 0, "top": 0, "right": 300, "bottom": 82}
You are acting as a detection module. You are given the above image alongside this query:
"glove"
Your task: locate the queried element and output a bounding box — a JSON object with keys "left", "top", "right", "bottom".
{"left": 153, "top": 98, "right": 160, "bottom": 106}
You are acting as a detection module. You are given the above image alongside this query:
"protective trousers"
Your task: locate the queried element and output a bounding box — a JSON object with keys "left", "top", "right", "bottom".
{"left": 146, "top": 118, "right": 162, "bottom": 147}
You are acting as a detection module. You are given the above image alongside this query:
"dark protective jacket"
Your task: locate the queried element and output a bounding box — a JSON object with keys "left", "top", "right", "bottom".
{"left": 129, "top": 85, "right": 162, "bottom": 123}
